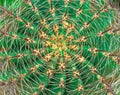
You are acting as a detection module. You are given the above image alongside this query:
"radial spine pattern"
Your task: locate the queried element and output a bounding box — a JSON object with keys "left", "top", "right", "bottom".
{"left": 0, "top": 0, "right": 120, "bottom": 95}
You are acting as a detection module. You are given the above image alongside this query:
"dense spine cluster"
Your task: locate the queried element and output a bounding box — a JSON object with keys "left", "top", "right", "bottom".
{"left": 0, "top": 0, "right": 120, "bottom": 95}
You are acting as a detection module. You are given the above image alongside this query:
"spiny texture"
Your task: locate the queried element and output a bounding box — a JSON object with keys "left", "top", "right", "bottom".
{"left": 0, "top": 0, "right": 120, "bottom": 95}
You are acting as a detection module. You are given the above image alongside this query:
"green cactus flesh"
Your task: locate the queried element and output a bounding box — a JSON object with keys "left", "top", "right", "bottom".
{"left": 0, "top": 0, "right": 120, "bottom": 95}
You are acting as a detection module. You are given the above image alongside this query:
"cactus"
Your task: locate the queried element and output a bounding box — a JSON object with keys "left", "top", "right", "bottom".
{"left": 0, "top": 0, "right": 120, "bottom": 95}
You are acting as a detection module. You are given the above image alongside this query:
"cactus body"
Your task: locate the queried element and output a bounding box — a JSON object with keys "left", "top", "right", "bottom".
{"left": 0, "top": 0, "right": 120, "bottom": 95}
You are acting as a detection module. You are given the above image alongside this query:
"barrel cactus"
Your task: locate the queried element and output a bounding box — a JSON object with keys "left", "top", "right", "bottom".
{"left": 0, "top": 0, "right": 120, "bottom": 95}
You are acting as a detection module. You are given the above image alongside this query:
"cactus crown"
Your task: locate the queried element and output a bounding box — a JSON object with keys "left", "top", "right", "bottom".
{"left": 0, "top": 0, "right": 120, "bottom": 95}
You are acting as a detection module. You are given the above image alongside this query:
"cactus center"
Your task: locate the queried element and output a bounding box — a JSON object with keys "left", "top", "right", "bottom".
{"left": 45, "top": 34, "right": 67, "bottom": 51}
{"left": 43, "top": 22, "right": 81, "bottom": 60}
{"left": 52, "top": 35, "right": 67, "bottom": 51}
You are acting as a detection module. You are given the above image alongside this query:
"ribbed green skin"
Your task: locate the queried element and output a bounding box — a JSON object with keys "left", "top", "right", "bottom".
{"left": 0, "top": 0, "right": 15, "bottom": 6}
{"left": 0, "top": 0, "right": 120, "bottom": 95}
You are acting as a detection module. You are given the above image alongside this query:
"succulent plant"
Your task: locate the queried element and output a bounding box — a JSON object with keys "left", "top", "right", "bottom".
{"left": 0, "top": 0, "right": 120, "bottom": 95}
